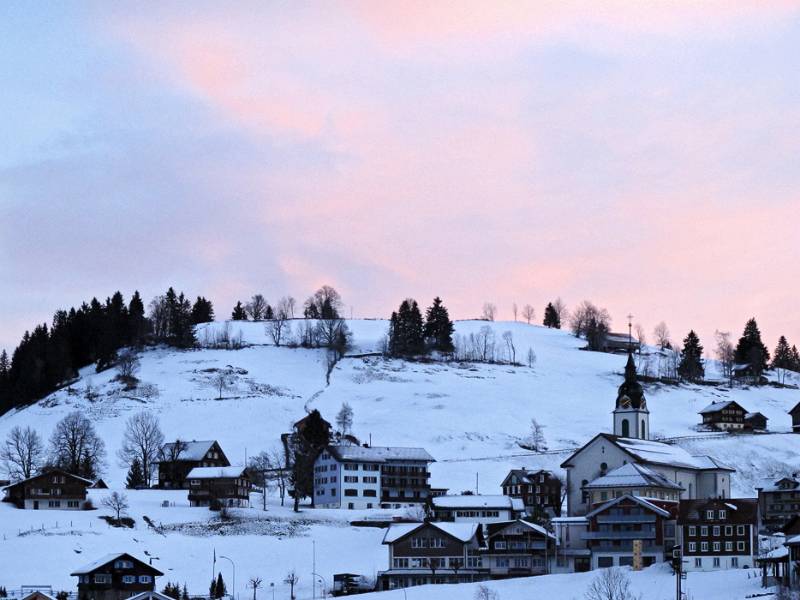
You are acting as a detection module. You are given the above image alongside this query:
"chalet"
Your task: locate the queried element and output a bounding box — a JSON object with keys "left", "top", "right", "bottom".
{"left": 71, "top": 553, "right": 163, "bottom": 600}
{"left": 698, "top": 401, "right": 747, "bottom": 431}
{"left": 2, "top": 469, "right": 93, "bottom": 510}
{"left": 484, "top": 519, "right": 556, "bottom": 578}
{"left": 677, "top": 498, "right": 758, "bottom": 571}
{"left": 186, "top": 466, "right": 251, "bottom": 507}
{"left": 314, "top": 445, "right": 435, "bottom": 510}
{"left": 21, "top": 592, "right": 57, "bottom": 600}
{"left": 602, "top": 333, "right": 640, "bottom": 354}
{"left": 377, "top": 521, "right": 488, "bottom": 590}
{"left": 156, "top": 440, "right": 230, "bottom": 489}
{"left": 430, "top": 495, "right": 525, "bottom": 524}
{"left": 583, "top": 494, "right": 676, "bottom": 570}
{"left": 500, "top": 469, "right": 562, "bottom": 517}
{"left": 756, "top": 476, "right": 800, "bottom": 532}
{"left": 744, "top": 412, "right": 768, "bottom": 431}
{"left": 582, "top": 463, "right": 683, "bottom": 507}
{"left": 789, "top": 403, "right": 800, "bottom": 433}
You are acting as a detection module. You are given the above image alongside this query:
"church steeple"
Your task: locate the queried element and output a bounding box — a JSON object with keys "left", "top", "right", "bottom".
{"left": 613, "top": 351, "right": 649, "bottom": 439}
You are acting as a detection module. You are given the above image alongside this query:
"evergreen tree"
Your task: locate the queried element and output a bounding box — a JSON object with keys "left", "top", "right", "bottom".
{"left": 126, "top": 458, "right": 145, "bottom": 489}
{"left": 209, "top": 578, "right": 217, "bottom": 599}
{"left": 182, "top": 584, "right": 190, "bottom": 600}
{"left": 792, "top": 345, "right": 800, "bottom": 372}
{"left": 128, "top": 291, "right": 148, "bottom": 346}
{"left": 215, "top": 573, "right": 226, "bottom": 599}
{"left": 771, "top": 336, "right": 794, "bottom": 384}
{"left": 388, "top": 299, "right": 424, "bottom": 357}
{"left": 265, "top": 304, "right": 275, "bottom": 320}
{"left": 0, "top": 349, "right": 10, "bottom": 410}
{"left": 678, "top": 330, "right": 705, "bottom": 382}
{"left": 192, "top": 297, "right": 215, "bottom": 325}
{"left": 543, "top": 302, "right": 561, "bottom": 329}
{"left": 734, "top": 318, "right": 770, "bottom": 381}
{"left": 231, "top": 301, "right": 247, "bottom": 321}
{"left": 423, "top": 297, "right": 455, "bottom": 353}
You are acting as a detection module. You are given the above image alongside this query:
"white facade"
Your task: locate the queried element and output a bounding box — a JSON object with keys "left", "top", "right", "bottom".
{"left": 314, "top": 451, "right": 380, "bottom": 509}
{"left": 23, "top": 498, "right": 85, "bottom": 510}
{"left": 431, "top": 495, "right": 525, "bottom": 524}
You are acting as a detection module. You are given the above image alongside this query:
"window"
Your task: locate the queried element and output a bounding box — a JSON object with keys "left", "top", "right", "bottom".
{"left": 363, "top": 489, "right": 376, "bottom": 497}
{"left": 701, "top": 542, "right": 708, "bottom": 552}
{"left": 344, "top": 489, "right": 358, "bottom": 496}
{"left": 115, "top": 560, "right": 133, "bottom": 569}
{"left": 393, "top": 558, "right": 409, "bottom": 568}
{"left": 495, "top": 558, "right": 509, "bottom": 568}
{"left": 190, "top": 480, "right": 200, "bottom": 486}
{"left": 597, "top": 557, "right": 613, "bottom": 568}
{"left": 737, "top": 525, "right": 745, "bottom": 536}
{"left": 122, "top": 576, "right": 136, "bottom": 584}
{"left": 344, "top": 464, "right": 358, "bottom": 471}
{"left": 68, "top": 500, "right": 79, "bottom": 508}
{"left": 138, "top": 576, "right": 152, "bottom": 584}
{"left": 712, "top": 526, "right": 720, "bottom": 537}
{"left": 706, "top": 510, "right": 714, "bottom": 520}
{"left": 600, "top": 462, "right": 608, "bottom": 473}
{"left": 94, "top": 575, "right": 111, "bottom": 584}
{"left": 363, "top": 476, "right": 378, "bottom": 484}
{"left": 725, "top": 526, "right": 733, "bottom": 536}
{"left": 725, "top": 542, "right": 732, "bottom": 551}
{"left": 713, "top": 542, "right": 720, "bottom": 552}
{"left": 713, "top": 557, "right": 720, "bottom": 567}
{"left": 513, "top": 558, "right": 529, "bottom": 568}
{"left": 694, "top": 558, "right": 702, "bottom": 568}
{"left": 495, "top": 541, "right": 507, "bottom": 550}
{"left": 48, "top": 500, "right": 61, "bottom": 508}
{"left": 700, "top": 526, "right": 708, "bottom": 536}
{"left": 344, "top": 476, "right": 358, "bottom": 483}
{"left": 688, "top": 526, "right": 696, "bottom": 536}
{"left": 731, "top": 557, "right": 739, "bottom": 567}
{"left": 737, "top": 541, "right": 745, "bottom": 552}
{"left": 688, "top": 542, "right": 696, "bottom": 552}
{"left": 718, "top": 510, "right": 726, "bottom": 519}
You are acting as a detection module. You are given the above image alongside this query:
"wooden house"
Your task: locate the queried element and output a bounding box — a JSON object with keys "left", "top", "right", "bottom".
{"left": 756, "top": 476, "right": 800, "bottom": 532}
{"left": 71, "top": 553, "right": 162, "bottom": 600}
{"left": 698, "top": 401, "right": 747, "bottom": 431}
{"left": 789, "top": 403, "right": 800, "bottom": 433}
{"left": 484, "top": 519, "right": 557, "bottom": 578}
{"left": 186, "top": 466, "right": 251, "bottom": 508}
{"left": 500, "top": 469, "right": 562, "bottom": 517}
{"left": 744, "top": 412, "right": 768, "bottom": 431}
{"left": 2, "top": 469, "right": 92, "bottom": 510}
{"left": 156, "top": 440, "right": 230, "bottom": 489}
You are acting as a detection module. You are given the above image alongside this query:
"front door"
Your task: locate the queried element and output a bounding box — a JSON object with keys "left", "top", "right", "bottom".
{"left": 33, "top": 500, "right": 39, "bottom": 509}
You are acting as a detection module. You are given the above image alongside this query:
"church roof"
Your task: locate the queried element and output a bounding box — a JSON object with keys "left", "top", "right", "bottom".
{"left": 615, "top": 353, "right": 646, "bottom": 410}
{"left": 583, "top": 463, "right": 684, "bottom": 491}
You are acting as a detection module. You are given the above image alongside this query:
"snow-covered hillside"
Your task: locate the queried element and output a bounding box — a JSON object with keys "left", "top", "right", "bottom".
{"left": 1, "top": 319, "right": 798, "bottom": 598}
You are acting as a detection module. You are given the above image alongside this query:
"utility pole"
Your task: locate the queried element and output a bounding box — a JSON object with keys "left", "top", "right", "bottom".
{"left": 671, "top": 544, "right": 683, "bottom": 600}
{"left": 312, "top": 540, "right": 316, "bottom": 599}
{"left": 627, "top": 313, "right": 634, "bottom": 346}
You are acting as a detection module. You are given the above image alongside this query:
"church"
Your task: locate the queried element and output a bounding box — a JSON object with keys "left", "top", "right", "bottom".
{"left": 560, "top": 354, "right": 734, "bottom": 516}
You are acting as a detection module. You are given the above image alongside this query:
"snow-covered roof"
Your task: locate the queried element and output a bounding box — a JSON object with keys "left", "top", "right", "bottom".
{"left": 785, "top": 534, "right": 800, "bottom": 546}
{"left": 612, "top": 436, "right": 735, "bottom": 471}
{"left": 584, "top": 463, "right": 683, "bottom": 491}
{"left": 586, "top": 494, "right": 671, "bottom": 519}
{"left": 487, "top": 519, "right": 556, "bottom": 540}
{"left": 699, "top": 400, "right": 746, "bottom": 414}
{"left": 432, "top": 495, "right": 521, "bottom": 510}
{"left": 757, "top": 477, "right": 800, "bottom": 492}
{"left": 551, "top": 517, "right": 588, "bottom": 524}
{"left": 326, "top": 445, "right": 434, "bottom": 463}
{"left": 382, "top": 522, "right": 480, "bottom": 544}
{"left": 2, "top": 469, "right": 94, "bottom": 491}
{"left": 744, "top": 412, "right": 767, "bottom": 420}
{"left": 71, "top": 553, "right": 162, "bottom": 576}
{"left": 186, "top": 466, "right": 247, "bottom": 479}
{"left": 159, "top": 440, "right": 218, "bottom": 462}
{"left": 127, "top": 592, "right": 175, "bottom": 600}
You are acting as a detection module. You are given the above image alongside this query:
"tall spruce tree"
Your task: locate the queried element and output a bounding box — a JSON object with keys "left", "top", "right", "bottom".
{"left": 792, "top": 345, "right": 800, "bottom": 372}
{"left": 126, "top": 458, "right": 145, "bottom": 489}
{"left": 771, "top": 336, "right": 794, "bottom": 384}
{"left": 423, "top": 297, "right": 454, "bottom": 353}
{"left": 215, "top": 573, "right": 226, "bottom": 599}
{"left": 734, "top": 318, "right": 770, "bottom": 381}
{"left": 543, "top": 302, "right": 561, "bottom": 328}
{"left": 678, "top": 330, "right": 704, "bottom": 382}
{"left": 191, "top": 297, "right": 215, "bottom": 325}
{"left": 388, "top": 299, "right": 424, "bottom": 356}
{"left": 128, "top": 291, "right": 148, "bottom": 346}
{"left": 231, "top": 301, "right": 247, "bottom": 321}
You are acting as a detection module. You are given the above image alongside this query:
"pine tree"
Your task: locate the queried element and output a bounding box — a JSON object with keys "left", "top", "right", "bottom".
{"left": 231, "top": 301, "right": 247, "bottom": 321}
{"left": 388, "top": 299, "right": 424, "bottom": 356}
{"left": 126, "top": 458, "right": 146, "bottom": 489}
{"left": 128, "top": 291, "right": 148, "bottom": 346}
{"left": 182, "top": 584, "right": 190, "bottom": 600}
{"left": 192, "top": 297, "right": 215, "bottom": 325}
{"left": 209, "top": 578, "right": 217, "bottom": 599}
{"left": 734, "top": 318, "right": 770, "bottom": 382}
{"left": 215, "top": 573, "right": 226, "bottom": 599}
{"left": 771, "top": 336, "right": 794, "bottom": 384}
{"left": 423, "top": 297, "right": 454, "bottom": 353}
{"left": 678, "top": 330, "right": 705, "bottom": 382}
{"left": 265, "top": 304, "right": 274, "bottom": 320}
{"left": 792, "top": 345, "right": 800, "bottom": 372}
{"left": 543, "top": 302, "right": 561, "bottom": 329}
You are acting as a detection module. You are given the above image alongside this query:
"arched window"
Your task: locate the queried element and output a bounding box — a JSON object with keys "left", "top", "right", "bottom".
{"left": 581, "top": 479, "right": 589, "bottom": 503}
{"left": 641, "top": 419, "right": 646, "bottom": 439}
{"left": 621, "top": 419, "right": 630, "bottom": 437}
{"left": 600, "top": 462, "right": 608, "bottom": 473}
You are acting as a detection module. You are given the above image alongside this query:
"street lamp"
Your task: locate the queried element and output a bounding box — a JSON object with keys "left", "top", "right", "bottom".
{"left": 269, "top": 583, "right": 274, "bottom": 600}
{"left": 311, "top": 573, "right": 327, "bottom": 597}
{"left": 219, "top": 555, "right": 236, "bottom": 600}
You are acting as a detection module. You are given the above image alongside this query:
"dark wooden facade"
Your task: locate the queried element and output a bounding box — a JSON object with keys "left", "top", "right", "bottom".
{"left": 484, "top": 520, "right": 556, "bottom": 577}
{"left": 677, "top": 498, "right": 758, "bottom": 570}
{"left": 71, "top": 553, "right": 162, "bottom": 600}
{"left": 757, "top": 477, "right": 800, "bottom": 532}
{"left": 501, "top": 469, "right": 562, "bottom": 517}
{"left": 156, "top": 440, "right": 229, "bottom": 489}
{"left": 699, "top": 401, "right": 747, "bottom": 431}
{"left": 187, "top": 466, "right": 251, "bottom": 507}
{"left": 790, "top": 403, "right": 800, "bottom": 433}
{"left": 2, "top": 469, "right": 91, "bottom": 510}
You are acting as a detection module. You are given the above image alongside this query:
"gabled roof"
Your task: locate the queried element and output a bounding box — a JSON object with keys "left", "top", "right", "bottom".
{"left": 755, "top": 476, "right": 800, "bottom": 492}
{"left": 158, "top": 440, "right": 224, "bottom": 463}
{"left": 583, "top": 463, "right": 683, "bottom": 491}
{"left": 2, "top": 469, "right": 94, "bottom": 491}
{"left": 677, "top": 498, "right": 757, "bottom": 524}
{"left": 186, "top": 466, "right": 247, "bottom": 479}
{"left": 744, "top": 412, "right": 767, "bottom": 421}
{"left": 560, "top": 433, "right": 734, "bottom": 472}
{"left": 788, "top": 402, "right": 800, "bottom": 416}
{"left": 485, "top": 519, "right": 556, "bottom": 540}
{"left": 325, "top": 445, "right": 434, "bottom": 463}
{"left": 432, "top": 495, "right": 522, "bottom": 510}
{"left": 585, "top": 494, "right": 670, "bottom": 519}
{"left": 70, "top": 553, "right": 163, "bottom": 576}
{"left": 382, "top": 521, "right": 481, "bottom": 544}
{"left": 698, "top": 400, "right": 746, "bottom": 415}
{"left": 500, "top": 469, "right": 554, "bottom": 487}
{"left": 127, "top": 593, "right": 174, "bottom": 600}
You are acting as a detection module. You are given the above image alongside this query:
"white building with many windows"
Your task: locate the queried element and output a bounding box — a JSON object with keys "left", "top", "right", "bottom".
{"left": 314, "top": 444, "right": 435, "bottom": 509}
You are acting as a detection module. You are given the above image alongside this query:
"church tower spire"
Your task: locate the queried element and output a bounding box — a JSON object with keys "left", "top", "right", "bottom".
{"left": 613, "top": 351, "right": 649, "bottom": 439}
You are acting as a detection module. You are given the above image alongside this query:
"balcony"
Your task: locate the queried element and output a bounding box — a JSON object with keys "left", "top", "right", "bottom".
{"left": 582, "top": 530, "right": 656, "bottom": 540}
{"left": 596, "top": 515, "right": 656, "bottom": 524}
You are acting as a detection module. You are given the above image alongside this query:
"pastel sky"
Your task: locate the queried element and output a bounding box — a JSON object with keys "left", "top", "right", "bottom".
{"left": 2, "top": 2, "right": 800, "bottom": 354}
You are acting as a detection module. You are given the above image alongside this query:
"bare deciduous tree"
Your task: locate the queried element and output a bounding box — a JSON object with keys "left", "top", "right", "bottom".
{"left": 512, "top": 303, "right": 518, "bottom": 321}
{"left": 248, "top": 577, "right": 262, "bottom": 600}
{"left": 284, "top": 570, "right": 299, "bottom": 600}
{"left": 524, "top": 418, "right": 547, "bottom": 452}
{"left": 474, "top": 584, "right": 499, "bottom": 600}
{"left": 101, "top": 491, "right": 129, "bottom": 521}
{"left": 502, "top": 331, "right": 516, "bottom": 364}
{"left": 117, "top": 411, "right": 164, "bottom": 487}
{"left": 336, "top": 402, "right": 354, "bottom": 436}
{"left": 526, "top": 347, "right": 536, "bottom": 369}
{"left": 634, "top": 324, "right": 646, "bottom": 348}
{"left": 116, "top": 349, "right": 140, "bottom": 383}
{"left": 653, "top": 321, "right": 671, "bottom": 350}
{"left": 552, "top": 297, "right": 568, "bottom": 325}
{"left": 246, "top": 294, "right": 269, "bottom": 321}
{"left": 49, "top": 411, "right": 106, "bottom": 479}
{"left": 209, "top": 368, "right": 236, "bottom": 400}
{"left": 481, "top": 302, "right": 497, "bottom": 321}
{"left": 521, "top": 304, "right": 535, "bottom": 324}
{"left": 570, "top": 300, "right": 611, "bottom": 350}
{"left": 584, "top": 567, "right": 640, "bottom": 600}
{"left": 1, "top": 426, "right": 44, "bottom": 481}
{"left": 267, "top": 313, "right": 288, "bottom": 347}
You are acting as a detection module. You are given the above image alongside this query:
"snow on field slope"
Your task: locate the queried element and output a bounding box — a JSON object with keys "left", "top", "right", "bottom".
{"left": 0, "top": 319, "right": 798, "bottom": 598}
